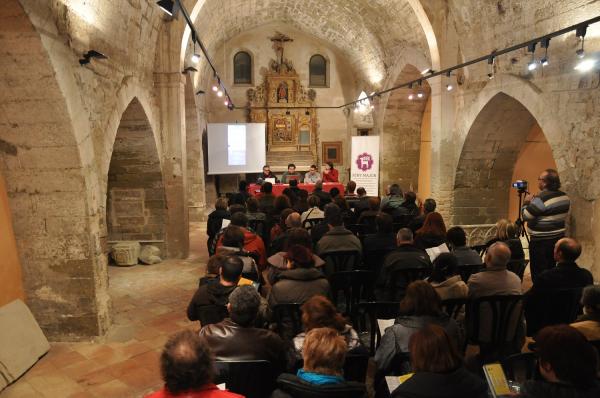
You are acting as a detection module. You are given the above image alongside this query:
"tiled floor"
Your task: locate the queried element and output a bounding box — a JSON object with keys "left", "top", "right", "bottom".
{"left": 1, "top": 223, "right": 209, "bottom": 398}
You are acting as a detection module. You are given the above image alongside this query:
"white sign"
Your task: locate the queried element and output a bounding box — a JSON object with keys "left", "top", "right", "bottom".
{"left": 350, "top": 136, "right": 380, "bottom": 196}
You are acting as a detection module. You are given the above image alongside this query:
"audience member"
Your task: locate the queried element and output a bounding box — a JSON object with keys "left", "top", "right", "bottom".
{"left": 187, "top": 255, "right": 243, "bottom": 326}
{"left": 311, "top": 180, "right": 332, "bottom": 208}
{"left": 446, "top": 226, "right": 482, "bottom": 265}
{"left": 199, "top": 254, "right": 254, "bottom": 287}
{"left": 390, "top": 324, "right": 488, "bottom": 398}
{"left": 228, "top": 180, "right": 250, "bottom": 206}
{"left": 146, "top": 330, "right": 243, "bottom": 398}
{"left": 271, "top": 328, "right": 366, "bottom": 398}
{"left": 273, "top": 195, "right": 292, "bottom": 217}
{"left": 400, "top": 191, "right": 420, "bottom": 216}
{"left": 303, "top": 164, "right": 321, "bottom": 184}
{"left": 213, "top": 212, "right": 267, "bottom": 268}
{"left": 414, "top": 212, "right": 447, "bottom": 250}
{"left": 428, "top": 253, "right": 468, "bottom": 301}
{"left": 345, "top": 180, "right": 358, "bottom": 199}
{"left": 329, "top": 187, "right": 341, "bottom": 199}
{"left": 316, "top": 204, "right": 362, "bottom": 255}
{"left": 267, "top": 228, "right": 325, "bottom": 285}
{"left": 571, "top": 285, "right": 600, "bottom": 341}
{"left": 522, "top": 169, "right": 570, "bottom": 282}
{"left": 309, "top": 203, "right": 339, "bottom": 245}
{"left": 410, "top": 198, "right": 436, "bottom": 232}
{"left": 379, "top": 228, "right": 431, "bottom": 300}
{"left": 380, "top": 184, "right": 404, "bottom": 211}
{"left": 300, "top": 195, "right": 324, "bottom": 224}
{"left": 246, "top": 196, "right": 266, "bottom": 222}
{"left": 293, "top": 295, "right": 361, "bottom": 360}
{"left": 352, "top": 187, "right": 370, "bottom": 216}
{"left": 216, "top": 226, "right": 259, "bottom": 279}
{"left": 270, "top": 208, "right": 295, "bottom": 241}
{"left": 200, "top": 286, "right": 286, "bottom": 372}
{"left": 288, "top": 179, "right": 305, "bottom": 199}
{"left": 520, "top": 325, "right": 600, "bottom": 398}
{"left": 486, "top": 219, "right": 525, "bottom": 260}
{"left": 270, "top": 211, "right": 302, "bottom": 254}
{"left": 533, "top": 237, "right": 593, "bottom": 289}
{"left": 363, "top": 213, "right": 396, "bottom": 251}
{"left": 358, "top": 196, "right": 380, "bottom": 224}
{"left": 293, "top": 188, "right": 309, "bottom": 214}
{"left": 322, "top": 162, "right": 339, "bottom": 182}
{"left": 258, "top": 181, "right": 276, "bottom": 213}
{"left": 467, "top": 242, "right": 521, "bottom": 298}
{"left": 334, "top": 196, "right": 356, "bottom": 225}
{"left": 207, "top": 197, "right": 230, "bottom": 249}
{"left": 268, "top": 245, "right": 330, "bottom": 307}
{"left": 374, "top": 281, "right": 460, "bottom": 374}
{"left": 282, "top": 187, "right": 298, "bottom": 207}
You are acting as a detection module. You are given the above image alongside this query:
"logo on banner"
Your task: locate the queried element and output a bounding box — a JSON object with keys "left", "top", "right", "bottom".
{"left": 355, "top": 152, "right": 374, "bottom": 171}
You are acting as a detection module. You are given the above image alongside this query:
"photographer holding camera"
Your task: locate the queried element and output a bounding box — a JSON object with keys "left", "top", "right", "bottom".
{"left": 522, "top": 169, "right": 570, "bottom": 283}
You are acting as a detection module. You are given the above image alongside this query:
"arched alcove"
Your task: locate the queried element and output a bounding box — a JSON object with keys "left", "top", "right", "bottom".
{"left": 107, "top": 98, "right": 166, "bottom": 250}
{"left": 454, "top": 92, "right": 557, "bottom": 225}
{"left": 381, "top": 64, "right": 431, "bottom": 192}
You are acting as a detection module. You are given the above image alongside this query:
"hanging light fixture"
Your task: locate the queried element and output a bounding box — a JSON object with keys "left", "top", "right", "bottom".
{"left": 407, "top": 83, "right": 414, "bottom": 100}
{"left": 417, "top": 80, "right": 424, "bottom": 98}
{"left": 540, "top": 37, "right": 550, "bottom": 67}
{"left": 527, "top": 42, "right": 538, "bottom": 71}
{"left": 574, "top": 24, "right": 597, "bottom": 72}
{"left": 445, "top": 71, "right": 453, "bottom": 91}
{"left": 487, "top": 56, "right": 495, "bottom": 80}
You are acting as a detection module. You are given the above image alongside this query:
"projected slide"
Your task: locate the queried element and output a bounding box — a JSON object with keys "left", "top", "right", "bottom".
{"left": 227, "top": 124, "right": 246, "bottom": 166}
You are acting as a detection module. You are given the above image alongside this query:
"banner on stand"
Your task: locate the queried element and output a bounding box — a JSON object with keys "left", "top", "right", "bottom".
{"left": 350, "top": 136, "right": 379, "bottom": 196}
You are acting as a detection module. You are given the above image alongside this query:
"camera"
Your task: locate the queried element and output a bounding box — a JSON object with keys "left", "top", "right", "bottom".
{"left": 512, "top": 180, "right": 528, "bottom": 193}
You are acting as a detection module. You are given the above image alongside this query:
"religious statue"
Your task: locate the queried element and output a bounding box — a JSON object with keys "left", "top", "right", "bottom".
{"left": 277, "top": 82, "right": 288, "bottom": 102}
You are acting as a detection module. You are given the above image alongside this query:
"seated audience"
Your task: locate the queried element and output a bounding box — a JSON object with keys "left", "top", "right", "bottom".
{"left": 345, "top": 180, "right": 358, "bottom": 199}
{"left": 271, "top": 208, "right": 296, "bottom": 241}
{"left": 534, "top": 237, "right": 593, "bottom": 289}
{"left": 207, "top": 197, "right": 230, "bottom": 249}
{"left": 300, "top": 195, "right": 324, "bottom": 224}
{"left": 352, "top": 187, "right": 370, "bottom": 215}
{"left": 414, "top": 212, "right": 447, "bottom": 250}
{"left": 485, "top": 219, "right": 525, "bottom": 260}
{"left": 246, "top": 196, "right": 266, "bottom": 222}
{"left": 400, "top": 191, "right": 420, "bottom": 216}
{"left": 316, "top": 204, "right": 362, "bottom": 255}
{"left": 282, "top": 187, "right": 298, "bottom": 208}
{"left": 571, "top": 285, "right": 600, "bottom": 341}
{"left": 379, "top": 228, "right": 431, "bottom": 300}
{"left": 391, "top": 324, "right": 488, "bottom": 398}
{"left": 329, "top": 187, "right": 341, "bottom": 199}
{"left": 293, "top": 188, "right": 309, "bottom": 214}
{"left": 409, "top": 198, "right": 436, "bottom": 233}
{"left": 374, "top": 281, "right": 460, "bottom": 374}
{"left": 213, "top": 212, "right": 267, "bottom": 268}
{"left": 363, "top": 213, "right": 396, "bottom": 251}
{"left": 309, "top": 203, "right": 339, "bottom": 245}
{"left": 200, "top": 286, "right": 286, "bottom": 372}
{"left": 428, "top": 253, "right": 468, "bottom": 301}
{"left": 467, "top": 242, "right": 521, "bottom": 298}
{"left": 520, "top": 325, "right": 600, "bottom": 398}
{"left": 303, "top": 164, "right": 321, "bottom": 184}
{"left": 187, "top": 255, "right": 243, "bottom": 326}
{"left": 446, "top": 226, "right": 482, "bottom": 265}
{"left": 273, "top": 195, "right": 292, "bottom": 218}
{"left": 268, "top": 245, "right": 330, "bottom": 307}
{"left": 334, "top": 196, "right": 356, "bottom": 225}
{"left": 146, "top": 329, "right": 243, "bottom": 398}
{"left": 380, "top": 184, "right": 404, "bottom": 211}
{"left": 228, "top": 180, "right": 250, "bottom": 206}
{"left": 258, "top": 181, "right": 276, "bottom": 214}
{"left": 311, "top": 180, "right": 332, "bottom": 208}
{"left": 270, "top": 212, "right": 302, "bottom": 254}
{"left": 216, "top": 226, "right": 259, "bottom": 279}
{"left": 272, "top": 328, "right": 367, "bottom": 398}
{"left": 357, "top": 196, "right": 380, "bottom": 227}
{"left": 267, "top": 228, "right": 325, "bottom": 285}
{"left": 293, "top": 295, "right": 361, "bottom": 359}
{"left": 199, "top": 254, "right": 253, "bottom": 288}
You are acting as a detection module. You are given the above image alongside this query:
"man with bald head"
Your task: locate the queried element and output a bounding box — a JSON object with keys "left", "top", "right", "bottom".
{"left": 534, "top": 237, "right": 593, "bottom": 289}
{"left": 467, "top": 242, "right": 521, "bottom": 298}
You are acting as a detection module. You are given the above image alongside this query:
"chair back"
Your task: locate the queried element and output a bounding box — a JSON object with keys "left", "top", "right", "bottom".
{"left": 272, "top": 303, "right": 303, "bottom": 340}
{"left": 386, "top": 266, "right": 432, "bottom": 301}
{"left": 457, "top": 264, "right": 484, "bottom": 282}
{"left": 507, "top": 259, "right": 527, "bottom": 280}
{"left": 501, "top": 352, "right": 538, "bottom": 384}
{"left": 329, "top": 271, "right": 375, "bottom": 321}
{"left": 362, "top": 248, "right": 394, "bottom": 276}
{"left": 589, "top": 339, "right": 600, "bottom": 356}
{"left": 392, "top": 214, "right": 414, "bottom": 229}
{"left": 525, "top": 287, "right": 583, "bottom": 336}
{"left": 321, "top": 250, "right": 362, "bottom": 275}
{"left": 359, "top": 216, "right": 378, "bottom": 234}
{"left": 471, "top": 244, "right": 487, "bottom": 255}
{"left": 344, "top": 351, "right": 370, "bottom": 383}
{"left": 302, "top": 218, "right": 324, "bottom": 232}
{"left": 196, "top": 304, "right": 228, "bottom": 327}
{"left": 248, "top": 219, "right": 267, "bottom": 240}
{"left": 355, "top": 301, "right": 401, "bottom": 355}
{"left": 441, "top": 297, "right": 469, "bottom": 321}
{"left": 274, "top": 373, "right": 367, "bottom": 398}
{"left": 214, "top": 360, "right": 279, "bottom": 398}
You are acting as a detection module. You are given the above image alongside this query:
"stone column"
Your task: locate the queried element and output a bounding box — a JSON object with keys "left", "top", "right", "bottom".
{"left": 155, "top": 72, "right": 189, "bottom": 258}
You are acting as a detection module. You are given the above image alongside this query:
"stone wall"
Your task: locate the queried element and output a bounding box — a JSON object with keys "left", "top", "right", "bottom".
{"left": 185, "top": 76, "right": 207, "bottom": 221}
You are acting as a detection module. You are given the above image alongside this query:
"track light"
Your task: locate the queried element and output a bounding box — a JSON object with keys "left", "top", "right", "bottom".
{"left": 574, "top": 24, "right": 596, "bottom": 72}
{"left": 157, "top": 0, "right": 178, "bottom": 17}
{"left": 227, "top": 103, "right": 234, "bottom": 111}
{"left": 417, "top": 80, "right": 424, "bottom": 98}
{"left": 446, "top": 84, "right": 453, "bottom": 91}
{"left": 407, "top": 83, "right": 414, "bottom": 100}
{"left": 212, "top": 85, "right": 218, "bottom": 92}
{"left": 445, "top": 71, "right": 453, "bottom": 91}
{"left": 182, "top": 66, "right": 197, "bottom": 74}
{"left": 191, "top": 53, "right": 200, "bottom": 63}
{"left": 196, "top": 90, "right": 205, "bottom": 95}
{"left": 216, "top": 90, "right": 223, "bottom": 97}
{"left": 487, "top": 56, "right": 495, "bottom": 79}
{"left": 540, "top": 37, "right": 550, "bottom": 67}
{"left": 79, "top": 50, "right": 107, "bottom": 65}
{"left": 224, "top": 100, "right": 229, "bottom": 106}
{"left": 527, "top": 42, "right": 538, "bottom": 71}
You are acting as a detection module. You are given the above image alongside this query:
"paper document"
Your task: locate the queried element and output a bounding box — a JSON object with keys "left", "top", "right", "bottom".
{"left": 221, "top": 219, "right": 231, "bottom": 229}
{"left": 483, "top": 363, "right": 511, "bottom": 397}
{"left": 425, "top": 243, "right": 450, "bottom": 262}
{"left": 377, "top": 318, "right": 395, "bottom": 334}
{"left": 386, "top": 373, "right": 414, "bottom": 393}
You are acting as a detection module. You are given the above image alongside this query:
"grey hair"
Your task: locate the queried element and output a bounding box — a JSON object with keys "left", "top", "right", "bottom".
{"left": 396, "top": 228, "right": 413, "bottom": 242}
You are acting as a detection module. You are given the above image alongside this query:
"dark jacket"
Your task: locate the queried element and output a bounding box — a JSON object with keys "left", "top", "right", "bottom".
{"left": 187, "top": 282, "right": 237, "bottom": 326}
{"left": 259, "top": 193, "right": 277, "bottom": 214}
{"left": 391, "top": 367, "right": 488, "bottom": 398}
{"left": 316, "top": 226, "right": 362, "bottom": 255}
{"left": 207, "top": 209, "right": 230, "bottom": 240}
{"left": 271, "top": 373, "right": 367, "bottom": 398}
{"left": 486, "top": 237, "right": 525, "bottom": 260}
{"left": 452, "top": 246, "right": 483, "bottom": 265}
{"left": 414, "top": 232, "right": 446, "bottom": 250}
{"left": 409, "top": 214, "right": 426, "bottom": 233}
{"left": 363, "top": 233, "right": 396, "bottom": 251}
{"left": 521, "top": 380, "right": 600, "bottom": 398}
{"left": 229, "top": 191, "right": 251, "bottom": 206}
{"left": 200, "top": 318, "right": 286, "bottom": 372}
{"left": 400, "top": 201, "right": 420, "bottom": 216}
{"left": 268, "top": 268, "right": 330, "bottom": 307}
{"left": 379, "top": 244, "right": 431, "bottom": 300}
{"left": 534, "top": 262, "right": 594, "bottom": 290}
{"left": 352, "top": 197, "right": 370, "bottom": 216}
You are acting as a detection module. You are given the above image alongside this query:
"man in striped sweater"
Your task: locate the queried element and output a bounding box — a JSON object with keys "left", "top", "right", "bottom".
{"left": 522, "top": 169, "right": 570, "bottom": 283}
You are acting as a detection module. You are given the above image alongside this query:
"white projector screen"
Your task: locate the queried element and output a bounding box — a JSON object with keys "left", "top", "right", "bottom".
{"left": 207, "top": 123, "right": 266, "bottom": 175}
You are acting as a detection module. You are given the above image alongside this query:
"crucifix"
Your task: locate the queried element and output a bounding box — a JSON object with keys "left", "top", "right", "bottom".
{"left": 270, "top": 32, "right": 293, "bottom": 68}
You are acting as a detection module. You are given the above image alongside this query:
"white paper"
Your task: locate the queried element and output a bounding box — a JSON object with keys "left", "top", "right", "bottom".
{"left": 265, "top": 177, "right": 276, "bottom": 184}
{"left": 221, "top": 219, "right": 231, "bottom": 229}
{"left": 425, "top": 243, "right": 450, "bottom": 262}
{"left": 377, "top": 318, "right": 395, "bottom": 334}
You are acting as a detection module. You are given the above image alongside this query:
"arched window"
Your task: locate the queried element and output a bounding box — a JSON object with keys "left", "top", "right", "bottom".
{"left": 233, "top": 51, "right": 252, "bottom": 84}
{"left": 309, "top": 54, "right": 327, "bottom": 87}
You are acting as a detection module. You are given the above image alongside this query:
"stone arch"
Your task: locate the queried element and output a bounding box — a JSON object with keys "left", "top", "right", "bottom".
{"left": 453, "top": 90, "right": 558, "bottom": 224}
{"left": 380, "top": 64, "right": 431, "bottom": 193}
{"left": 107, "top": 98, "right": 167, "bottom": 251}
{"left": 0, "top": 0, "right": 107, "bottom": 339}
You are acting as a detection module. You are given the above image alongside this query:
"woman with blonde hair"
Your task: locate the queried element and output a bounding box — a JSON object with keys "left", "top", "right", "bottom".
{"left": 486, "top": 219, "right": 525, "bottom": 260}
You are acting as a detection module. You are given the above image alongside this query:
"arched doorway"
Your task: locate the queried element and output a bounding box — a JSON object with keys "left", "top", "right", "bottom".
{"left": 453, "top": 92, "right": 557, "bottom": 225}
{"left": 107, "top": 98, "right": 166, "bottom": 251}
{"left": 382, "top": 64, "right": 431, "bottom": 193}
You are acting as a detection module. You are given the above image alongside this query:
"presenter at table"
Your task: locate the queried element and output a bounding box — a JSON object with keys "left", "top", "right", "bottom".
{"left": 322, "top": 162, "right": 339, "bottom": 182}
{"left": 257, "top": 164, "right": 278, "bottom": 183}
{"left": 281, "top": 163, "right": 302, "bottom": 183}
{"left": 303, "top": 164, "right": 321, "bottom": 184}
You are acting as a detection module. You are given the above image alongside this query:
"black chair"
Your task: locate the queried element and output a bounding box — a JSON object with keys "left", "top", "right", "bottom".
{"left": 471, "top": 244, "right": 487, "bottom": 255}
{"left": 272, "top": 303, "right": 303, "bottom": 340}
{"left": 589, "top": 339, "right": 600, "bottom": 356}
{"left": 358, "top": 216, "right": 378, "bottom": 234}
{"left": 321, "top": 250, "right": 362, "bottom": 275}
{"left": 343, "top": 351, "right": 370, "bottom": 383}
{"left": 355, "top": 301, "right": 401, "bottom": 355}
{"left": 507, "top": 259, "right": 527, "bottom": 280}
{"left": 524, "top": 288, "right": 583, "bottom": 336}
{"left": 347, "top": 224, "right": 363, "bottom": 237}
{"left": 214, "top": 360, "right": 279, "bottom": 398}
{"left": 362, "top": 248, "right": 393, "bottom": 276}
{"left": 501, "top": 352, "right": 538, "bottom": 384}
{"left": 384, "top": 266, "right": 432, "bottom": 301}
{"left": 441, "top": 297, "right": 469, "bottom": 321}
{"left": 329, "top": 270, "right": 375, "bottom": 323}
{"left": 466, "top": 295, "right": 524, "bottom": 362}
{"left": 302, "top": 218, "right": 324, "bottom": 232}
{"left": 248, "top": 219, "right": 267, "bottom": 241}
{"left": 392, "top": 214, "right": 415, "bottom": 229}
{"left": 274, "top": 373, "right": 367, "bottom": 398}
{"left": 457, "top": 264, "right": 484, "bottom": 282}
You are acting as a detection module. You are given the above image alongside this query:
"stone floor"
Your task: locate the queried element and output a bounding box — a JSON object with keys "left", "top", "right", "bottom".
{"left": 1, "top": 223, "right": 209, "bottom": 398}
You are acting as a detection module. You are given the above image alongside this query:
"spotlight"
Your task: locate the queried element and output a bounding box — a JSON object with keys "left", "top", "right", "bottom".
{"left": 487, "top": 55, "right": 495, "bottom": 79}
{"left": 224, "top": 100, "right": 229, "bottom": 106}
{"left": 421, "top": 68, "right": 433, "bottom": 75}
{"left": 540, "top": 37, "right": 550, "bottom": 67}
{"left": 227, "top": 103, "right": 234, "bottom": 111}
{"left": 446, "top": 84, "right": 453, "bottom": 91}
{"left": 408, "top": 93, "right": 414, "bottom": 100}
{"left": 576, "top": 49, "right": 585, "bottom": 59}
{"left": 574, "top": 59, "right": 597, "bottom": 72}
{"left": 527, "top": 42, "right": 537, "bottom": 71}
{"left": 353, "top": 108, "right": 359, "bottom": 113}
{"left": 182, "top": 66, "right": 197, "bottom": 74}
{"left": 216, "top": 90, "right": 223, "bottom": 97}
{"left": 157, "top": 0, "right": 178, "bottom": 17}
{"left": 212, "top": 85, "right": 218, "bottom": 92}
{"left": 487, "top": 72, "right": 494, "bottom": 80}
{"left": 574, "top": 24, "right": 595, "bottom": 72}
{"left": 527, "top": 60, "right": 538, "bottom": 71}
{"left": 191, "top": 53, "right": 201, "bottom": 63}
{"left": 417, "top": 91, "right": 424, "bottom": 98}
{"left": 370, "top": 105, "right": 375, "bottom": 109}
{"left": 540, "top": 57, "right": 549, "bottom": 67}
{"left": 79, "top": 50, "right": 107, "bottom": 65}
{"left": 195, "top": 90, "right": 205, "bottom": 95}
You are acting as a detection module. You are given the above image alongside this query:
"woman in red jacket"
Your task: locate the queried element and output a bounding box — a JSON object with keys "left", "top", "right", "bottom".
{"left": 322, "top": 162, "right": 339, "bottom": 182}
